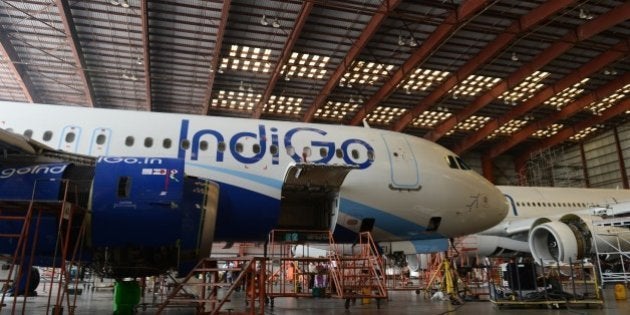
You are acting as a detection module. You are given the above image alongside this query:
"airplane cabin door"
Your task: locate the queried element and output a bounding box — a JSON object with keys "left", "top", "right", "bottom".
{"left": 58, "top": 125, "right": 81, "bottom": 153}
{"left": 381, "top": 133, "right": 420, "bottom": 190}
{"left": 89, "top": 128, "right": 112, "bottom": 156}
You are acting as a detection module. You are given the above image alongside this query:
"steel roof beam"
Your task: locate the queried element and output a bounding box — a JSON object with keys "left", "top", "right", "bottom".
{"left": 302, "top": 0, "right": 401, "bottom": 122}
{"left": 54, "top": 0, "right": 95, "bottom": 107}
{"left": 140, "top": 0, "right": 152, "bottom": 111}
{"left": 424, "top": 2, "right": 630, "bottom": 142}
{"left": 392, "top": 0, "right": 574, "bottom": 132}
{"left": 202, "top": 0, "right": 231, "bottom": 115}
{"left": 0, "top": 27, "right": 39, "bottom": 103}
{"left": 487, "top": 71, "right": 630, "bottom": 159}
{"left": 453, "top": 40, "right": 629, "bottom": 154}
{"left": 253, "top": 1, "right": 314, "bottom": 119}
{"left": 515, "top": 98, "right": 630, "bottom": 168}
{"left": 348, "top": 0, "right": 491, "bottom": 126}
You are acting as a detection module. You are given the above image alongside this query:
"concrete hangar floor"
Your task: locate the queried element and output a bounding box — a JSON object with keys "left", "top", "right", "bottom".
{"left": 4, "top": 285, "right": 629, "bottom": 314}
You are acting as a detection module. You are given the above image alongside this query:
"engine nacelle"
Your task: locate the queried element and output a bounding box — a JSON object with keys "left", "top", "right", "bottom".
{"left": 529, "top": 214, "right": 630, "bottom": 264}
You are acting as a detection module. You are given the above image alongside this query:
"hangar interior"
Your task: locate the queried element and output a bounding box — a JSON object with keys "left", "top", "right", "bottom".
{"left": 0, "top": 0, "right": 629, "bottom": 314}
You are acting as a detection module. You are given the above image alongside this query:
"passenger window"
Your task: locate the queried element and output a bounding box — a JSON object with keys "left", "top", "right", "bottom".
{"left": 144, "top": 137, "right": 154, "bottom": 148}
{"left": 23, "top": 129, "right": 33, "bottom": 139}
{"left": 125, "top": 136, "right": 134, "bottom": 147}
{"left": 335, "top": 148, "right": 343, "bottom": 158}
{"left": 286, "top": 145, "right": 295, "bottom": 156}
{"left": 351, "top": 149, "right": 359, "bottom": 160}
{"left": 320, "top": 148, "right": 328, "bottom": 157}
{"left": 199, "top": 140, "right": 208, "bottom": 151}
{"left": 163, "top": 138, "right": 172, "bottom": 149}
{"left": 43, "top": 130, "right": 53, "bottom": 141}
{"left": 270, "top": 144, "right": 278, "bottom": 155}
{"left": 65, "top": 132, "right": 75, "bottom": 143}
{"left": 446, "top": 156, "right": 458, "bottom": 169}
{"left": 181, "top": 139, "right": 190, "bottom": 150}
{"left": 367, "top": 150, "right": 375, "bottom": 161}
{"left": 253, "top": 144, "right": 261, "bottom": 154}
{"left": 96, "top": 134, "right": 106, "bottom": 145}
{"left": 235, "top": 143, "right": 243, "bottom": 153}
{"left": 218, "top": 142, "right": 226, "bottom": 152}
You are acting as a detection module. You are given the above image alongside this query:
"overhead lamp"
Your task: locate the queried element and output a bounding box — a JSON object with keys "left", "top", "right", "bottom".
{"left": 511, "top": 52, "right": 519, "bottom": 61}
{"left": 120, "top": 0, "right": 129, "bottom": 8}
{"left": 398, "top": 35, "right": 406, "bottom": 46}
{"left": 109, "top": 0, "right": 120, "bottom": 5}
{"left": 239, "top": 81, "right": 245, "bottom": 91}
{"left": 260, "top": 14, "right": 269, "bottom": 26}
{"left": 247, "top": 85, "right": 254, "bottom": 93}
{"left": 271, "top": 17, "right": 280, "bottom": 28}
{"left": 579, "top": 9, "right": 593, "bottom": 20}
{"left": 136, "top": 56, "right": 143, "bottom": 65}
{"left": 408, "top": 38, "right": 417, "bottom": 47}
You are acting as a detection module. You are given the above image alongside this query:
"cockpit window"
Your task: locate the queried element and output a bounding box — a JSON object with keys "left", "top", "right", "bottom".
{"left": 446, "top": 156, "right": 458, "bottom": 169}
{"left": 456, "top": 157, "right": 471, "bottom": 170}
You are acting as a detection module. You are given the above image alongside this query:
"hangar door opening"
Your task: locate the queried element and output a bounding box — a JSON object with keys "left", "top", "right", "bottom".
{"left": 277, "top": 164, "right": 355, "bottom": 231}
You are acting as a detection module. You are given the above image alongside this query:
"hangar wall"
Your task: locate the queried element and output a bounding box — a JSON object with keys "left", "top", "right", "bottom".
{"left": 464, "top": 121, "right": 630, "bottom": 188}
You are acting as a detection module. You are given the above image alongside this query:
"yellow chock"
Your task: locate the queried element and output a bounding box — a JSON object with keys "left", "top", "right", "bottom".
{"left": 614, "top": 283, "right": 627, "bottom": 300}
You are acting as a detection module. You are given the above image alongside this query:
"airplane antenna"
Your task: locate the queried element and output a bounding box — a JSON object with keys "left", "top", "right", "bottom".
{"left": 362, "top": 118, "right": 370, "bottom": 128}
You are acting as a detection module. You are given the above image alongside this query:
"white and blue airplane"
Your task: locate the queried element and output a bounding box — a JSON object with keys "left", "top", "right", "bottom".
{"left": 456, "top": 185, "right": 630, "bottom": 265}
{"left": 0, "top": 101, "right": 508, "bottom": 276}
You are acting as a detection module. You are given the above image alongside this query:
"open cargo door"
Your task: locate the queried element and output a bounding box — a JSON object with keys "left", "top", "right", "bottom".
{"left": 277, "top": 164, "right": 356, "bottom": 231}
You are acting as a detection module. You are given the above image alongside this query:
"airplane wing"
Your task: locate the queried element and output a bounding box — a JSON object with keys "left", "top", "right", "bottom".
{"left": 0, "top": 128, "right": 95, "bottom": 165}
{"left": 460, "top": 201, "right": 630, "bottom": 263}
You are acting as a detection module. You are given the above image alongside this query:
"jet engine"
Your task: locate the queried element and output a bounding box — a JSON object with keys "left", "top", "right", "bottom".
{"left": 528, "top": 214, "right": 630, "bottom": 264}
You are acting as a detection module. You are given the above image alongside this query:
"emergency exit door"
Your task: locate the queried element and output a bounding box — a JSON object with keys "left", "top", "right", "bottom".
{"left": 381, "top": 133, "right": 420, "bottom": 190}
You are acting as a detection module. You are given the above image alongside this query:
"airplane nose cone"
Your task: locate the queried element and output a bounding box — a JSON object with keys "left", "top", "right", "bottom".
{"left": 481, "top": 182, "right": 509, "bottom": 229}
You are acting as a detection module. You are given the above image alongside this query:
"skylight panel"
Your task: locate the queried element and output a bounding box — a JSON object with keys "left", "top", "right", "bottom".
{"left": 221, "top": 44, "right": 272, "bottom": 73}
{"left": 544, "top": 78, "right": 590, "bottom": 110}
{"left": 569, "top": 126, "right": 598, "bottom": 141}
{"left": 498, "top": 71, "right": 550, "bottom": 105}
{"left": 366, "top": 106, "right": 407, "bottom": 125}
{"left": 532, "top": 123, "right": 563, "bottom": 138}
{"left": 585, "top": 83, "right": 629, "bottom": 115}
{"left": 315, "top": 101, "right": 359, "bottom": 120}
{"left": 402, "top": 68, "right": 450, "bottom": 93}
{"left": 448, "top": 115, "right": 491, "bottom": 134}
{"left": 282, "top": 52, "right": 329, "bottom": 80}
{"left": 211, "top": 90, "right": 261, "bottom": 112}
{"left": 412, "top": 110, "right": 452, "bottom": 128}
{"left": 487, "top": 119, "right": 528, "bottom": 139}
{"left": 340, "top": 61, "right": 395, "bottom": 87}
{"left": 263, "top": 95, "right": 303, "bottom": 116}
{"left": 449, "top": 74, "right": 501, "bottom": 98}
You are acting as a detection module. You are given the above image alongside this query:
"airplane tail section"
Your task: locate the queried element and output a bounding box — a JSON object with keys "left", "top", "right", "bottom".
{"left": 278, "top": 164, "right": 356, "bottom": 232}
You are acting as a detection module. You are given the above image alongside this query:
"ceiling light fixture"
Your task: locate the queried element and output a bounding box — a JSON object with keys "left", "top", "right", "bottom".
{"left": 109, "top": 0, "right": 120, "bottom": 5}
{"left": 579, "top": 9, "right": 593, "bottom": 20}
{"left": 408, "top": 38, "right": 417, "bottom": 47}
{"left": 511, "top": 52, "right": 519, "bottom": 61}
{"left": 260, "top": 14, "right": 269, "bottom": 26}
{"left": 398, "top": 35, "right": 406, "bottom": 46}
{"left": 271, "top": 17, "right": 280, "bottom": 28}
{"left": 239, "top": 81, "right": 245, "bottom": 91}
{"left": 120, "top": 0, "right": 129, "bottom": 8}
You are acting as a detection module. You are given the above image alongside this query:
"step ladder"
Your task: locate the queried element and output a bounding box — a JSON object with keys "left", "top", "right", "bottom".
{"left": 155, "top": 257, "right": 265, "bottom": 315}
{"left": 327, "top": 231, "right": 387, "bottom": 309}
{"left": 0, "top": 200, "right": 37, "bottom": 314}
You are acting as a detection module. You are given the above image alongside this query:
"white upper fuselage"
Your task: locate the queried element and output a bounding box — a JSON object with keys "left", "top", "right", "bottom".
{"left": 481, "top": 185, "right": 630, "bottom": 236}
{"left": 0, "top": 101, "right": 508, "bottom": 241}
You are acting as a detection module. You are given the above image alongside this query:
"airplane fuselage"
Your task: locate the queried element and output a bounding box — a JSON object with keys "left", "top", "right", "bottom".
{"left": 0, "top": 102, "right": 508, "bottom": 243}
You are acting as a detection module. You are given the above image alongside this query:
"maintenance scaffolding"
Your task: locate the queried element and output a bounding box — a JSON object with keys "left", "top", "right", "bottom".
{"left": 0, "top": 179, "right": 89, "bottom": 315}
